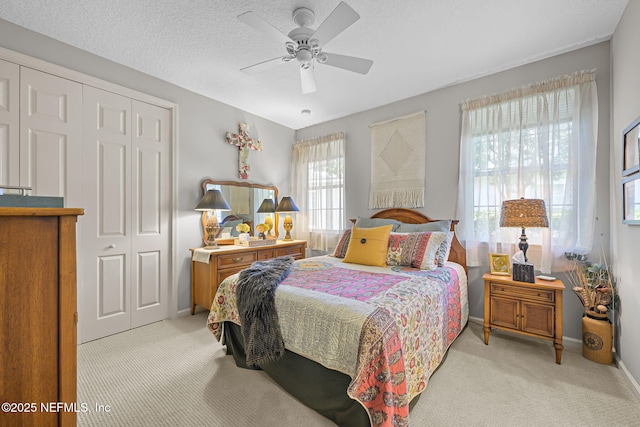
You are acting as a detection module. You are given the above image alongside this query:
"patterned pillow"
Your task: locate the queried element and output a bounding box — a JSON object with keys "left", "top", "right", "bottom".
{"left": 386, "top": 232, "right": 448, "bottom": 270}
{"left": 333, "top": 229, "right": 352, "bottom": 258}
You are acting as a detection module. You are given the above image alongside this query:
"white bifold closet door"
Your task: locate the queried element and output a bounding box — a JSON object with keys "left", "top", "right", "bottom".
{"left": 20, "top": 66, "right": 83, "bottom": 206}
{"left": 81, "top": 86, "right": 170, "bottom": 343}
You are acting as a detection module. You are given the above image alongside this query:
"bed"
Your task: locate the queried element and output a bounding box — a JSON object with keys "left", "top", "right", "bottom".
{"left": 206, "top": 208, "right": 468, "bottom": 427}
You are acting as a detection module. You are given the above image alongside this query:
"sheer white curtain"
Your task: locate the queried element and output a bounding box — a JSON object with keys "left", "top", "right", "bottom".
{"left": 456, "top": 70, "right": 598, "bottom": 273}
{"left": 291, "top": 133, "right": 345, "bottom": 253}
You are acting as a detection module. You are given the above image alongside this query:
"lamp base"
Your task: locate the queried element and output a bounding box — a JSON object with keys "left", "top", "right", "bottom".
{"left": 518, "top": 227, "right": 529, "bottom": 262}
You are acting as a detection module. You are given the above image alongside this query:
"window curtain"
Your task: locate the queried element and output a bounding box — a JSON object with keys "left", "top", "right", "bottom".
{"left": 456, "top": 70, "right": 598, "bottom": 274}
{"left": 291, "top": 133, "right": 345, "bottom": 253}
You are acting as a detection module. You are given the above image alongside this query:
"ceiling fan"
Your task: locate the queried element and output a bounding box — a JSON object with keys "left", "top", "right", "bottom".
{"left": 238, "top": 1, "right": 373, "bottom": 94}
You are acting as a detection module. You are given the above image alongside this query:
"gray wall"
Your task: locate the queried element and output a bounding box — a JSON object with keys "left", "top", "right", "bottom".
{"left": 611, "top": 0, "right": 640, "bottom": 391}
{"left": 295, "top": 42, "right": 612, "bottom": 344}
{"left": 0, "top": 18, "right": 296, "bottom": 313}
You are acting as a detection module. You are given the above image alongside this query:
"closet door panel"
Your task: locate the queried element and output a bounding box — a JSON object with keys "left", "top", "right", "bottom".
{"left": 82, "top": 86, "right": 132, "bottom": 342}
{"left": 0, "top": 59, "right": 19, "bottom": 187}
{"left": 19, "top": 67, "right": 82, "bottom": 207}
{"left": 130, "top": 100, "right": 170, "bottom": 327}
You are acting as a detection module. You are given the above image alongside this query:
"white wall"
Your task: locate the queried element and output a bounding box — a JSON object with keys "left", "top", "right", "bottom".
{"left": 611, "top": 0, "right": 640, "bottom": 390}
{"left": 295, "top": 42, "right": 613, "bottom": 343}
{"left": 0, "top": 18, "right": 296, "bottom": 313}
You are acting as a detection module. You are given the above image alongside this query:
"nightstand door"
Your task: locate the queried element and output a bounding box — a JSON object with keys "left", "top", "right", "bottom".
{"left": 521, "top": 301, "right": 554, "bottom": 337}
{"left": 490, "top": 296, "right": 520, "bottom": 330}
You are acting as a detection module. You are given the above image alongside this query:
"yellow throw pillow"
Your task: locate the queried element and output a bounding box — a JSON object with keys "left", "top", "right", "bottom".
{"left": 342, "top": 225, "right": 393, "bottom": 267}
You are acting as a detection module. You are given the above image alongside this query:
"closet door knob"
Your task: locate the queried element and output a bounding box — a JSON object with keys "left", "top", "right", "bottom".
{"left": 108, "top": 244, "right": 116, "bottom": 249}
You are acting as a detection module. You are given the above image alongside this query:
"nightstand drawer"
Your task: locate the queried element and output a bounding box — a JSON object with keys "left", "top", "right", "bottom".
{"left": 217, "top": 252, "right": 257, "bottom": 269}
{"left": 490, "top": 283, "right": 554, "bottom": 303}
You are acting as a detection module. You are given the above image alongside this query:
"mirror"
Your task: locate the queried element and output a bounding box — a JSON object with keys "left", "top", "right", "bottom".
{"left": 200, "top": 179, "right": 279, "bottom": 244}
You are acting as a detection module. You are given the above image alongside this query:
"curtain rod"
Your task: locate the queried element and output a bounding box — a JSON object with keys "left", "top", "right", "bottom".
{"left": 369, "top": 110, "right": 425, "bottom": 128}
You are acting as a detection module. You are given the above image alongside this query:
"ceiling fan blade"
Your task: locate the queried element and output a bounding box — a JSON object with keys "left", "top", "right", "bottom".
{"left": 300, "top": 66, "right": 317, "bottom": 94}
{"left": 311, "top": 1, "right": 360, "bottom": 46}
{"left": 238, "top": 11, "right": 293, "bottom": 45}
{"left": 240, "top": 56, "right": 289, "bottom": 75}
{"left": 322, "top": 52, "right": 373, "bottom": 74}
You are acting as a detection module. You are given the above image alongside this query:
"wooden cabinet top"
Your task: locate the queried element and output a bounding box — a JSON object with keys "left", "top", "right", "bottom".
{"left": 482, "top": 272, "right": 565, "bottom": 290}
{"left": 190, "top": 240, "right": 306, "bottom": 254}
{"left": 0, "top": 207, "right": 84, "bottom": 217}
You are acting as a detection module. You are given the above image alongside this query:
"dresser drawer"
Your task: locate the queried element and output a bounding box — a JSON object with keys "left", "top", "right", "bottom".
{"left": 217, "top": 251, "right": 257, "bottom": 269}
{"left": 257, "top": 249, "right": 275, "bottom": 260}
{"left": 276, "top": 244, "right": 305, "bottom": 258}
{"left": 490, "top": 282, "right": 554, "bottom": 303}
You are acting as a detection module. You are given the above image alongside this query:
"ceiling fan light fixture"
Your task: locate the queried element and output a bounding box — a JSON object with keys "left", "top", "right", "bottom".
{"left": 316, "top": 53, "right": 328, "bottom": 63}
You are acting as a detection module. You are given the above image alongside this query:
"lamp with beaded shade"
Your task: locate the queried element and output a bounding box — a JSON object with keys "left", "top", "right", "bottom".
{"left": 499, "top": 197, "right": 549, "bottom": 262}
{"left": 275, "top": 196, "right": 299, "bottom": 241}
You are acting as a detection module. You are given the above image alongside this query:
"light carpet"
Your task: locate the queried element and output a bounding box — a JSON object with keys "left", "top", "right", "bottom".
{"left": 77, "top": 313, "right": 640, "bottom": 426}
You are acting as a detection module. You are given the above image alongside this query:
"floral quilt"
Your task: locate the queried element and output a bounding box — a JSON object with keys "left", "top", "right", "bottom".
{"left": 207, "top": 256, "right": 468, "bottom": 427}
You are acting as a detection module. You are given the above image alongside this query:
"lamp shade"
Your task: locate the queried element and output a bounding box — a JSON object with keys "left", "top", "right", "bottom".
{"left": 499, "top": 198, "right": 549, "bottom": 228}
{"left": 275, "top": 196, "right": 299, "bottom": 213}
{"left": 256, "top": 198, "right": 276, "bottom": 213}
{"left": 194, "top": 189, "right": 231, "bottom": 211}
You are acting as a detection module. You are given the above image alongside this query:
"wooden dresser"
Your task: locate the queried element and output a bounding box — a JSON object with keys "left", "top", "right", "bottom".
{"left": 0, "top": 207, "right": 83, "bottom": 427}
{"left": 190, "top": 240, "right": 307, "bottom": 314}
{"left": 483, "top": 273, "right": 565, "bottom": 364}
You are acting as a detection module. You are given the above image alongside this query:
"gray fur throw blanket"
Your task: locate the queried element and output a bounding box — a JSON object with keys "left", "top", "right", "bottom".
{"left": 236, "top": 256, "right": 294, "bottom": 368}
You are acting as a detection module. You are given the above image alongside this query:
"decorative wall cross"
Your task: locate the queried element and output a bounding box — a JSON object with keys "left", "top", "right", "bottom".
{"left": 225, "top": 122, "right": 262, "bottom": 180}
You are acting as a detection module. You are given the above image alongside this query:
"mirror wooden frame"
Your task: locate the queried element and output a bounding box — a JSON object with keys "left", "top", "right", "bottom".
{"left": 199, "top": 179, "right": 279, "bottom": 244}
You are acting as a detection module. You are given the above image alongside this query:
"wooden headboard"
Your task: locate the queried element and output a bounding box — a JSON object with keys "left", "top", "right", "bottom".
{"left": 362, "top": 208, "right": 467, "bottom": 273}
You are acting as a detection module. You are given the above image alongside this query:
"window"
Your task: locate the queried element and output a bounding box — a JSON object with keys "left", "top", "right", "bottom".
{"left": 456, "top": 71, "right": 598, "bottom": 273}
{"left": 292, "top": 133, "right": 345, "bottom": 253}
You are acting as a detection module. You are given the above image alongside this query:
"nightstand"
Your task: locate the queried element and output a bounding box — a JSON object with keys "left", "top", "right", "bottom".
{"left": 482, "top": 272, "right": 565, "bottom": 364}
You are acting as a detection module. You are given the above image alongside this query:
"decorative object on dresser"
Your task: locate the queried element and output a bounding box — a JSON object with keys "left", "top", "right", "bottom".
{"left": 195, "top": 189, "right": 231, "bottom": 249}
{"left": 225, "top": 122, "right": 262, "bottom": 180}
{"left": 564, "top": 252, "right": 616, "bottom": 364}
{"left": 275, "top": 196, "right": 299, "bottom": 240}
{"left": 483, "top": 272, "right": 564, "bottom": 364}
{"left": 369, "top": 111, "right": 426, "bottom": 209}
{"left": 190, "top": 240, "right": 306, "bottom": 314}
{"left": 499, "top": 197, "right": 549, "bottom": 263}
{"left": 0, "top": 207, "right": 83, "bottom": 427}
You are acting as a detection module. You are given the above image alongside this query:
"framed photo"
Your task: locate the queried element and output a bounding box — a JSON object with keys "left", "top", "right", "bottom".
{"left": 622, "top": 116, "right": 640, "bottom": 176}
{"left": 489, "top": 253, "right": 510, "bottom": 275}
{"left": 623, "top": 174, "right": 640, "bottom": 225}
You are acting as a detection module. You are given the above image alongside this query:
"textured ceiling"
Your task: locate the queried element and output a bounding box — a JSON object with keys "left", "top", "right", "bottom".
{"left": 0, "top": 0, "right": 628, "bottom": 130}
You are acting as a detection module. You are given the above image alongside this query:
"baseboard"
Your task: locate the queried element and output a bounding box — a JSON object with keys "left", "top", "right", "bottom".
{"left": 616, "top": 355, "right": 640, "bottom": 399}
{"left": 176, "top": 307, "right": 193, "bottom": 317}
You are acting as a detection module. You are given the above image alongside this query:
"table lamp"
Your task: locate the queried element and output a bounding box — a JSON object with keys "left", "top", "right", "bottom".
{"left": 195, "top": 189, "right": 231, "bottom": 248}
{"left": 257, "top": 198, "right": 276, "bottom": 237}
{"left": 499, "top": 197, "right": 549, "bottom": 262}
{"left": 275, "top": 196, "right": 299, "bottom": 241}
